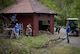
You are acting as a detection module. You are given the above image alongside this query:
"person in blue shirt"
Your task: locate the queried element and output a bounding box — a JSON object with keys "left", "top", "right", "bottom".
{"left": 15, "top": 23, "right": 20, "bottom": 39}
{"left": 66, "top": 25, "right": 71, "bottom": 43}
{"left": 11, "top": 14, "right": 17, "bottom": 23}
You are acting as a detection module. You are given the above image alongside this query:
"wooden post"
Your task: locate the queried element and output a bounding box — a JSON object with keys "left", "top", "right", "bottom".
{"left": 19, "top": 23, "right": 23, "bottom": 35}
{"left": 33, "top": 15, "right": 38, "bottom": 36}
{"left": 50, "top": 15, "right": 54, "bottom": 34}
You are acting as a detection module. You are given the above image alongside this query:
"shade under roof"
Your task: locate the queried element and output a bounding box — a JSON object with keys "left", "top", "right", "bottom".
{"left": 0, "top": 0, "right": 56, "bottom": 14}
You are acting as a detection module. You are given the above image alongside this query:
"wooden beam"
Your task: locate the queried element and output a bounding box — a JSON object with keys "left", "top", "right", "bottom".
{"left": 33, "top": 14, "right": 38, "bottom": 36}
{"left": 50, "top": 15, "right": 54, "bottom": 34}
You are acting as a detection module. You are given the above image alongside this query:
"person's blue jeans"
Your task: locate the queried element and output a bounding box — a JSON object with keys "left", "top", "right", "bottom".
{"left": 66, "top": 32, "right": 70, "bottom": 43}
{"left": 15, "top": 30, "right": 19, "bottom": 38}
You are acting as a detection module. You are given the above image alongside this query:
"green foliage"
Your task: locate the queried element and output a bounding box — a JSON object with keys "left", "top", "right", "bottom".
{"left": 39, "top": 0, "right": 80, "bottom": 26}
{"left": 0, "top": 35, "right": 49, "bottom": 54}
{"left": 78, "top": 24, "right": 80, "bottom": 29}
{"left": 0, "top": 38, "right": 28, "bottom": 54}
{"left": 0, "top": 35, "right": 80, "bottom": 54}
{"left": 0, "top": 0, "right": 80, "bottom": 25}
{"left": 38, "top": 0, "right": 61, "bottom": 13}
{"left": 21, "top": 35, "right": 49, "bottom": 48}
{"left": 0, "top": 0, "right": 15, "bottom": 10}
{"left": 70, "top": 0, "right": 80, "bottom": 18}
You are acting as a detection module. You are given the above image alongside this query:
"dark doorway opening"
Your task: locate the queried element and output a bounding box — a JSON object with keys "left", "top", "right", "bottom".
{"left": 39, "top": 20, "right": 50, "bottom": 31}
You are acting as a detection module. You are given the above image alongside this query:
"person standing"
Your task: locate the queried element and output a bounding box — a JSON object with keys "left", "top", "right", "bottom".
{"left": 28, "top": 27, "right": 32, "bottom": 36}
{"left": 26, "top": 25, "right": 29, "bottom": 36}
{"left": 57, "top": 26, "right": 61, "bottom": 34}
{"left": 66, "top": 25, "right": 71, "bottom": 43}
{"left": 26, "top": 24, "right": 32, "bottom": 37}
{"left": 55, "top": 26, "right": 61, "bottom": 38}
{"left": 11, "top": 14, "right": 17, "bottom": 22}
{"left": 57, "top": 26, "right": 61, "bottom": 38}
{"left": 15, "top": 22, "right": 20, "bottom": 39}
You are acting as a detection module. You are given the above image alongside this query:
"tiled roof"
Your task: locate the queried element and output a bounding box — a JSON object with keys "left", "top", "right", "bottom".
{"left": 0, "top": 0, "right": 57, "bottom": 14}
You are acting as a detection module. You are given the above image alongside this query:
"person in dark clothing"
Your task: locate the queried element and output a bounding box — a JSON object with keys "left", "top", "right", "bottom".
{"left": 55, "top": 26, "right": 61, "bottom": 34}
{"left": 55, "top": 26, "right": 61, "bottom": 39}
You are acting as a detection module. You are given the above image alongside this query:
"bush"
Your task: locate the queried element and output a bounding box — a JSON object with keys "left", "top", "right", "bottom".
{"left": 21, "top": 34, "right": 49, "bottom": 48}
{"left": 0, "top": 0, "right": 15, "bottom": 10}
{"left": 0, "top": 37, "right": 28, "bottom": 54}
{"left": 78, "top": 24, "right": 80, "bottom": 29}
{"left": 0, "top": 34, "right": 49, "bottom": 54}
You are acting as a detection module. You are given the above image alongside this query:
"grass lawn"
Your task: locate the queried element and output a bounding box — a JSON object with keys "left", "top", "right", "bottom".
{"left": 33, "top": 44, "right": 80, "bottom": 54}
{"left": 0, "top": 34, "right": 49, "bottom": 54}
{"left": 52, "top": 45, "right": 80, "bottom": 54}
{"left": 0, "top": 35, "right": 80, "bottom": 54}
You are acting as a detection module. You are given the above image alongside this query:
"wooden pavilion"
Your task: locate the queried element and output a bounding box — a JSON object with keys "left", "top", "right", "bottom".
{"left": 0, "top": 0, "right": 57, "bottom": 36}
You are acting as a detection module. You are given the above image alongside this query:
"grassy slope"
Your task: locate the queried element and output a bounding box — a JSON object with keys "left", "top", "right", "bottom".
{"left": 33, "top": 45, "right": 80, "bottom": 54}
{"left": 0, "top": 35, "right": 49, "bottom": 54}
{"left": 0, "top": 35, "right": 80, "bottom": 54}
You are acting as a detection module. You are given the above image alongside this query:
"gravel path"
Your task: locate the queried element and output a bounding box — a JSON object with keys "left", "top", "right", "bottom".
{"left": 57, "top": 27, "right": 80, "bottom": 49}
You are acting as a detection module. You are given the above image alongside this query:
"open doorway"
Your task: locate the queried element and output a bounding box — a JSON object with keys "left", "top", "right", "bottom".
{"left": 39, "top": 20, "right": 50, "bottom": 34}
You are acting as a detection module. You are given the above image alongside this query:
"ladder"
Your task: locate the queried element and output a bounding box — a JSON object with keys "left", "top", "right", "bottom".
{"left": 19, "top": 23, "right": 23, "bottom": 36}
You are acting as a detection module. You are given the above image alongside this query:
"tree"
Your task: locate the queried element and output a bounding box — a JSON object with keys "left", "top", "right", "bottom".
{"left": 0, "top": 0, "right": 15, "bottom": 10}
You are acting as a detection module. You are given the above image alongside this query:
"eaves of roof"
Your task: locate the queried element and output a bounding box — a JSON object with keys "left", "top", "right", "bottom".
{"left": 0, "top": 0, "right": 57, "bottom": 15}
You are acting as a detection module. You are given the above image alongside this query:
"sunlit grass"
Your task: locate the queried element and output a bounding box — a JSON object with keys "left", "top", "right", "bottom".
{"left": 51, "top": 45, "right": 80, "bottom": 54}
{"left": 33, "top": 44, "right": 80, "bottom": 54}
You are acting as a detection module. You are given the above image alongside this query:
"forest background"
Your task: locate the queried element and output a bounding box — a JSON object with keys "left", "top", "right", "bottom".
{"left": 0, "top": 0, "right": 80, "bottom": 25}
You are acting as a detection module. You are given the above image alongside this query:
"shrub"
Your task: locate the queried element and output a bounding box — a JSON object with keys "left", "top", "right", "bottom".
{"left": 21, "top": 34, "right": 49, "bottom": 48}
{"left": 0, "top": 34, "right": 49, "bottom": 54}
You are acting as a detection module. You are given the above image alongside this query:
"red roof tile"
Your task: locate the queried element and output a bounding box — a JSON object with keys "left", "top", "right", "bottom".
{"left": 0, "top": 0, "right": 56, "bottom": 14}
